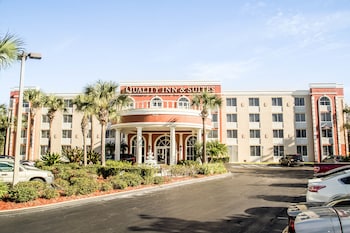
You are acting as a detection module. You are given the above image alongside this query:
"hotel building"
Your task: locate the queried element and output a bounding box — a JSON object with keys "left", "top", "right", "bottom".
{"left": 5, "top": 81, "right": 348, "bottom": 164}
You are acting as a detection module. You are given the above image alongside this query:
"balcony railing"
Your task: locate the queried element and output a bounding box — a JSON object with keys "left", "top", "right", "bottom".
{"left": 124, "top": 100, "right": 201, "bottom": 111}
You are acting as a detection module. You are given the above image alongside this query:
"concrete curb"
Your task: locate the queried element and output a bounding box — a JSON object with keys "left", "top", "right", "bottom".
{"left": 0, "top": 173, "right": 232, "bottom": 216}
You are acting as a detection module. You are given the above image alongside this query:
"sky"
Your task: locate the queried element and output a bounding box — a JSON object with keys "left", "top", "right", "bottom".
{"left": 1, "top": 0, "right": 350, "bottom": 104}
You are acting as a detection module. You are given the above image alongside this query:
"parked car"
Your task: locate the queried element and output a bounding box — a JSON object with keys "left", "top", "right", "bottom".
{"left": 306, "top": 170, "right": 350, "bottom": 203}
{"left": 0, "top": 155, "right": 35, "bottom": 167}
{"left": 294, "top": 206, "right": 350, "bottom": 233}
{"left": 313, "top": 155, "right": 350, "bottom": 174}
{"left": 120, "top": 154, "right": 136, "bottom": 164}
{"left": 279, "top": 154, "right": 304, "bottom": 167}
{"left": 314, "top": 165, "right": 350, "bottom": 178}
{"left": 0, "top": 159, "right": 54, "bottom": 184}
{"left": 285, "top": 195, "right": 350, "bottom": 233}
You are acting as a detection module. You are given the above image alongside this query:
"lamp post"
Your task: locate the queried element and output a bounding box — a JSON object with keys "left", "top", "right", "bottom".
{"left": 13, "top": 51, "right": 41, "bottom": 186}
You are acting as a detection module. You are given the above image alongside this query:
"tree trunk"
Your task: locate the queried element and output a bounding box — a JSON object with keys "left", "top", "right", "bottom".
{"left": 101, "top": 123, "right": 106, "bottom": 166}
{"left": 202, "top": 117, "right": 207, "bottom": 163}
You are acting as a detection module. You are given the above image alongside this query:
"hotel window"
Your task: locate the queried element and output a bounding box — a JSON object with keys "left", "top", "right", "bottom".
{"left": 249, "top": 98, "right": 259, "bottom": 107}
{"left": 40, "top": 145, "right": 49, "bottom": 155}
{"left": 227, "top": 130, "right": 237, "bottom": 138}
{"left": 322, "top": 145, "right": 333, "bottom": 156}
{"left": 226, "top": 98, "right": 237, "bottom": 107}
{"left": 249, "top": 113, "right": 260, "bottom": 122}
{"left": 178, "top": 97, "right": 190, "bottom": 109}
{"left": 23, "top": 101, "right": 29, "bottom": 108}
{"left": 320, "top": 96, "right": 330, "bottom": 106}
{"left": 272, "top": 97, "right": 282, "bottom": 106}
{"left": 208, "top": 130, "right": 218, "bottom": 138}
{"left": 20, "top": 144, "right": 26, "bottom": 155}
{"left": 227, "top": 114, "right": 237, "bottom": 122}
{"left": 42, "top": 115, "right": 50, "bottom": 123}
{"left": 250, "top": 146, "right": 261, "bottom": 156}
{"left": 212, "top": 113, "right": 218, "bottom": 122}
{"left": 21, "top": 129, "right": 27, "bottom": 138}
{"left": 322, "top": 128, "right": 333, "bottom": 138}
{"left": 151, "top": 97, "right": 162, "bottom": 108}
{"left": 87, "top": 130, "right": 92, "bottom": 138}
{"left": 320, "top": 112, "right": 331, "bottom": 121}
{"left": 62, "top": 130, "right": 72, "bottom": 139}
{"left": 295, "top": 113, "right": 306, "bottom": 122}
{"left": 41, "top": 130, "right": 49, "bottom": 138}
{"left": 64, "top": 99, "right": 73, "bottom": 108}
{"left": 273, "top": 129, "right": 284, "bottom": 138}
{"left": 272, "top": 113, "right": 283, "bottom": 122}
{"left": 186, "top": 136, "right": 197, "bottom": 161}
{"left": 63, "top": 114, "right": 73, "bottom": 123}
{"left": 106, "top": 129, "right": 115, "bottom": 138}
{"left": 295, "top": 97, "right": 305, "bottom": 106}
{"left": 296, "top": 129, "right": 307, "bottom": 138}
{"left": 273, "top": 146, "right": 284, "bottom": 156}
{"left": 297, "top": 145, "right": 308, "bottom": 156}
{"left": 250, "top": 130, "right": 260, "bottom": 138}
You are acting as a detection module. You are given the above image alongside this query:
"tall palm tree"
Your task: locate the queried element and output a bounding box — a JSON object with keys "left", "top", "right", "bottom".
{"left": 24, "top": 89, "right": 45, "bottom": 160}
{"left": 191, "top": 91, "right": 222, "bottom": 163}
{"left": 73, "top": 94, "right": 94, "bottom": 166}
{"left": 43, "top": 95, "right": 65, "bottom": 153}
{"left": 84, "top": 80, "right": 129, "bottom": 166}
{"left": 0, "top": 33, "right": 24, "bottom": 70}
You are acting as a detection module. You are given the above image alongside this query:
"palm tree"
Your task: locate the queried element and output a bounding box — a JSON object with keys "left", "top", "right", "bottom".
{"left": 73, "top": 94, "right": 94, "bottom": 166}
{"left": 43, "top": 95, "right": 65, "bottom": 153}
{"left": 0, "top": 33, "right": 24, "bottom": 70}
{"left": 24, "top": 89, "right": 45, "bottom": 160}
{"left": 84, "top": 80, "right": 130, "bottom": 166}
{"left": 191, "top": 91, "right": 222, "bottom": 163}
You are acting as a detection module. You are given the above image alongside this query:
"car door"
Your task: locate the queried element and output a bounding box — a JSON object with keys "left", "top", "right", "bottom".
{"left": 0, "top": 161, "right": 14, "bottom": 183}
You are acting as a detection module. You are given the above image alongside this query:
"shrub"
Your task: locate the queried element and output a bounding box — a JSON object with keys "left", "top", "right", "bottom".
{"left": 0, "top": 182, "right": 9, "bottom": 199}
{"left": 99, "top": 181, "right": 113, "bottom": 192}
{"left": 69, "top": 177, "right": 99, "bottom": 195}
{"left": 41, "top": 152, "right": 62, "bottom": 166}
{"left": 87, "top": 150, "right": 101, "bottom": 164}
{"left": 8, "top": 182, "right": 40, "bottom": 202}
{"left": 41, "top": 187, "right": 60, "bottom": 199}
{"left": 62, "top": 147, "right": 83, "bottom": 163}
{"left": 108, "top": 176, "right": 128, "bottom": 190}
{"left": 119, "top": 172, "right": 143, "bottom": 187}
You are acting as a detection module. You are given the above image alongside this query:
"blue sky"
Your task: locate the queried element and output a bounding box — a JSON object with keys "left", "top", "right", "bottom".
{"left": 1, "top": 0, "right": 350, "bottom": 104}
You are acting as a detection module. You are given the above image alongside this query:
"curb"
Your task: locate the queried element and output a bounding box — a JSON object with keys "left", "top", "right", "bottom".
{"left": 0, "top": 173, "right": 232, "bottom": 216}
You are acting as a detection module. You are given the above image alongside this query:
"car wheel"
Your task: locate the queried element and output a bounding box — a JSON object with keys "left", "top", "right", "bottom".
{"left": 31, "top": 178, "right": 45, "bottom": 182}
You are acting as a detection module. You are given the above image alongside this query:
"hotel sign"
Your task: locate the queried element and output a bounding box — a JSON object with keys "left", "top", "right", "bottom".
{"left": 122, "top": 86, "right": 217, "bottom": 94}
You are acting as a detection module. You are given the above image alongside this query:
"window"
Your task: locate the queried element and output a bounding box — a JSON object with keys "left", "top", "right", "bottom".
{"left": 295, "top": 97, "right": 305, "bottom": 106}
{"left": 321, "top": 112, "right": 331, "bottom": 121}
{"left": 151, "top": 97, "right": 162, "bottom": 108}
{"left": 249, "top": 114, "right": 260, "bottom": 122}
{"left": 212, "top": 113, "right": 218, "bottom": 122}
{"left": 227, "top": 130, "right": 237, "bottom": 138}
{"left": 273, "top": 146, "right": 284, "bottom": 156}
{"left": 178, "top": 97, "right": 189, "bottom": 109}
{"left": 21, "top": 129, "right": 27, "bottom": 138}
{"left": 227, "top": 114, "right": 237, "bottom": 122}
{"left": 87, "top": 130, "right": 92, "bottom": 138}
{"left": 322, "top": 145, "right": 333, "bottom": 156}
{"left": 62, "top": 130, "right": 72, "bottom": 138}
{"left": 272, "top": 97, "right": 282, "bottom": 106}
{"left": 250, "top": 146, "right": 261, "bottom": 156}
{"left": 249, "top": 98, "right": 259, "bottom": 107}
{"left": 64, "top": 99, "right": 73, "bottom": 108}
{"left": 23, "top": 101, "right": 29, "bottom": 108}
{"left": 295, "top": 113, "right": 306, "bottom": 122}
{"left": 322, "top": 129, "right": 333, "bottom": 138}
{"left": 273, "top": 129, "right": 284, "bottom": 138}
{"left": 20, "top": 144, "right": 26, "bottom": 155}
{"left": 297, "top": 145, "right": 307, "bottom": 156}
{"left": 272, "top": 113, "right": 283, "bottom": 122}
{"left": 41, "top": 130, "right": 50, "bottom": 138}
{"left": 320, "top": 96, "right": 330, "bottom": 106}
{"left": 42, "top": 115, "right": 50, "bottom": 123}
{"left": 296, "top": 129, "right": 307, "bottom": 138}
{"left": 250, "top": 130, "right": 260, "bottom": 138}
{"left": 208, "top": 130, "right": 218, "bottom": 138}
{"left": 226, "top": 98, "right": 237, "bottom": 107}
{"left": 186, "top": 136, "right": 197, "bottom": 161}
{"left": 63, "top": 114, "right": 73, "bottom": 123}
{"left": 106, "top": 130, "right": 115, "bottom": 138}
{"left": 40, "top": 145, "right": 49, "bottom": 155}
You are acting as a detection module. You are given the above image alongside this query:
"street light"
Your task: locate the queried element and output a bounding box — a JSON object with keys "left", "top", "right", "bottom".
{"left": 13, "top": 51, "right": 42, "bottom": 185}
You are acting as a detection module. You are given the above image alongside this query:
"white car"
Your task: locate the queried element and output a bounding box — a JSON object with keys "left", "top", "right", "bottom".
{"left": 306, "top": 169, "right": 350, "bottom": 203}
{"left": 0, "top": 159, "right": 54, "bottom": 184}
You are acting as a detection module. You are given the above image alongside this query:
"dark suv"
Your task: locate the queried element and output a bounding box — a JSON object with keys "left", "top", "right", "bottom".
{"left": 279, "top": 154, "right": 303, "bottom": 167}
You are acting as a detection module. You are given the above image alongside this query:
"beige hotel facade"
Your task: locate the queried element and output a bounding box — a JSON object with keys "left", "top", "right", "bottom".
{"left": 5, "top": 81, "right": 348, "bottom": 164}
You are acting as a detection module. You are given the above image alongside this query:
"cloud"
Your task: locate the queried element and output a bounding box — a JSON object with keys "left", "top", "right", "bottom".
{"left": 186, "top": 59, "right": 259, "bottom": 81}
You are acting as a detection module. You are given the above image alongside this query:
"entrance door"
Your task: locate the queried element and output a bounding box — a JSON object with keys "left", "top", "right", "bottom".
{"left": 156, "top": 136, "right": 171, "bottom": 165}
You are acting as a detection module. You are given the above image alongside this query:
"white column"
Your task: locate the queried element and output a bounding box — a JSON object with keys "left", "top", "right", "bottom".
{"left": 115, "top": 129, "right": 121, "bottom": 161}
{"left": 170, "top": 126, "right": 176, "bottom": 165}
{"left": 197, "top": 129, "right": 202, "bottom": 142}
{"left": 136, "top": 127, "right": 143, "bottom": 164}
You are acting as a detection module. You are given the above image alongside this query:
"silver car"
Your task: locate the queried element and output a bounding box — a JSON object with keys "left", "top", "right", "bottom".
{"left": 0, "top": 159, "right": 54, "bottom": 184}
